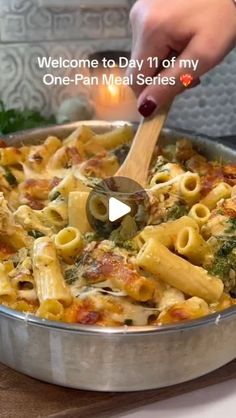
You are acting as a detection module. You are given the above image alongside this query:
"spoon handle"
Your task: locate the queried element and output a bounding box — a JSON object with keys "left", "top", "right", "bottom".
{"left": 116, "top": 105, "right": 171, "bottom": 186}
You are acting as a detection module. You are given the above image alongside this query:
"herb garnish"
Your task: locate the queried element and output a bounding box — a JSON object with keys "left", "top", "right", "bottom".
{"left": 4, "top": 167, "right": 18, "bottom": 187}
{"left": 65, "top": 268, "right": 79, "bottom": 285}
{"left": 225, "top": 218, "right": 236, "bottom": 233}
{"left": 50, "top": 191, "right": 61, "bottom": 201}
{"left": 124, "top": 319, "right": 133, "bottom": 326}
{"left": 165, "top": 203, "right": 188, "bottom": 221}
{"left": 0, "top": 100, "right": 55, "bottom": 134}
{"left": 28, "top": 230, "right": 45, "bottom": 239}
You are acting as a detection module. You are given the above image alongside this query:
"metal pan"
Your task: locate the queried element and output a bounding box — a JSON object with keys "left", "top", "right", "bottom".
{"left": 0, "top": 121, "right": 235, "bottom": 391}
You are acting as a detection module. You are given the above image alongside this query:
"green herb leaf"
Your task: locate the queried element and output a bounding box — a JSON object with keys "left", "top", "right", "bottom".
{"left": 124, "top": 319, "right": 133, "bottom": 326}
{"left": 4, "top": 167, "right": 18, "bottom": 187}
{"left": 28, "top": 230, "right": 45, "bottom": 239}
{"left": 83, "top": 232, "right": 100, "bottom": 243}
{"left": 165, "top": 203, "right": 188, "bottom": 222}
{"left": 65, "top": 268, "right": 78, "bottom": 285}
{"left": 113, "top": 144, "right": 130, "bottom": 165}
{"left": 217, "top": 240, "right": 236, "bottom": 257}
{"left": 208, "top": 256, "right": 231, "bottom": 279}
{"left": 0, "top": 100, "right": 56, "bottom": 135}
{"left": 225, "top": 218, "right": 236, "bottom": 233}
{"left": 50, "top": 191, "right": 61, "bottom": 201}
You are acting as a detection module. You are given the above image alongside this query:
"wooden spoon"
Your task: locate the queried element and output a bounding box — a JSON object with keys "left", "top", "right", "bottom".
{"left": 115, "top": 105, "right": 171, "bottom": 187}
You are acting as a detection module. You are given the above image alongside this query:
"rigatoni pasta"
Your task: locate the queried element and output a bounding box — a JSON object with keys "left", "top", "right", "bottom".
{"left": 188, "top": 203, "right": 211, "bottom": 227}
{"left": 68, "top": 191, "right": 92, "bottom": 233}
{"left": 0, "top": 264, "right": 16, "bottom": 304}
{"left": 137, "top": 239, "right": 223, "bottom": 303}
{"left": 33, "top": 237, "right": 72, "bottom": 306}
{"left": 179, "top": 173, "right": 201, "bottom": 203}
{"left": 0, "top": 124, "right": 235, "bottom": 327}
{"left": 54, "top": 227, "right": 84, "bottom": 263}
{"left": 200, "top": 182, "right": 232, "bottom": 210}
{"left": 175, "top": 226, "right": 212, "bottom": 265}
{"left": 37, "top": 299, "right": 64, "bottom": 321}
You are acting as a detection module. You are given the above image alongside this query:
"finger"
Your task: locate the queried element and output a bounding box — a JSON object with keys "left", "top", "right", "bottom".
{"left": 128, "top": 40, "right": 171, "bottom": 97}
{"left": 137, "top": 35, "right": 218, "bottom": 117}
{"left": 188, "top": 78, "right": 201, "bottom": 89}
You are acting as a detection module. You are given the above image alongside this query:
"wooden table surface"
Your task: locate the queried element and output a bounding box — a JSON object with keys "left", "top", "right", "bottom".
{"left": 0, "top": 360, "right": 236, "bottom": 418}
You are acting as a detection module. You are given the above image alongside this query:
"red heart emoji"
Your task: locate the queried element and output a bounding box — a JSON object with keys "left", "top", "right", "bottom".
{"left": 180, "top": 74, "right": 194, "bottom": 87}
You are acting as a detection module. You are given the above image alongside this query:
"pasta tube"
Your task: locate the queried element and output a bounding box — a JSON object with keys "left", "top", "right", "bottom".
{"left": 200, "top": 182, "right": 232, "bottom": 210}
{"left": 149, "top": 172, "right": 188, "bottom": 197}
{"left": 179, "top": 173, "right": 201, "bottom": 203}
{"left": 68, "top": 191, "right": 92, "bottom": 233}
{"left": 158, "top": 297, "right": 210, "bottom": 325}
{"left": 54, "top": 227, "right": 84, "bottom": 263}
{"left": 49, "top": 172, "right": 89, "bottom": 200}
{"left": 37, "top": 299, "right": 64, "bottom": 321}
{"left": 137, "top": 239, "right": 223, "bottom": 303}
{"left": 175, "top": 226, "right": 212, "bottom": 265}
{"left": 109, "top": 275, "right": 155, "bottom": 302}
{"left": 0, "top": 194, "right": 30, "bottom": 249}
{"left": 188, "top": 203, "right": 211, "bottom": 227}
{"left": 27, "top": 136, "right": 61, "bottom": 170}
{"left": 12, "top": 274, "right": 37, "bottom": 302}
{"left": 63, "top": 125, "right": 95, "bottom": 146}
{"left": 14, "top": 205, "right": 52, "bottom": 235}
{"left": 88, "top": 193, "right": 109, "bottom": 222}
{"left": 150, "top": 171, "right": 170, "bottom": 187}
{"left": 88, "top": 125, "right": 133, "bottom": 150}
{"left": 12, "top": 300, "right": 37, "bottom": 314}
{"left": 0, "top": 263, "right": 16, "bottom": 304}
{"left": 138, "top": 216, "right": 199, "bottom": 249}
{"left": 0, "top": 147, "right": 24, "bottom": 166}
{"left": 33, "top": 237, "right": 72, "bottom": 306}
{"left": 43, "top": 199, "right": 68, "bottom": 228}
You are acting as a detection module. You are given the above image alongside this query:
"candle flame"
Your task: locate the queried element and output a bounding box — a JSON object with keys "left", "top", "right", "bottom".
{"left": 107, "top": 83, "right": 119, "bottom": 97}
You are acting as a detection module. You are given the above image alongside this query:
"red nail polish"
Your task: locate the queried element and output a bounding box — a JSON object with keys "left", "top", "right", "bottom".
{"left": 189, "top": 79, "right": 201, "bottom": 89}
{"left": 138, "top": 98, "right": 157, "bottom": 118}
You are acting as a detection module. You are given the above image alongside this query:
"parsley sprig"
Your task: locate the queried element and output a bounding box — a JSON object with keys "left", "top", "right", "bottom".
{"left": 0, "top": 100, "right": 55, "bottom": 135}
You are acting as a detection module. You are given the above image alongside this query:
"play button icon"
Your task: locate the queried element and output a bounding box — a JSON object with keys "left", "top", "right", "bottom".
{"left": 86, "top": 176, "right": 150, "bottom": 239}
{"left": 109, "top": 197, "right": 131, "bottom": 222}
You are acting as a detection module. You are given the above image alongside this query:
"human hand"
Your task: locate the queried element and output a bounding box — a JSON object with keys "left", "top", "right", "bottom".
{"left": 129, "top": 0, "right": 236, "bottom": 117}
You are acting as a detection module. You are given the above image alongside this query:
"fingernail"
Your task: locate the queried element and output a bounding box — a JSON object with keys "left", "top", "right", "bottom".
{"left": 189, "top": 79, "right": 201, "bottom": 89}
{"left": 138, "top": 97, "right": 157, "bottom": 118}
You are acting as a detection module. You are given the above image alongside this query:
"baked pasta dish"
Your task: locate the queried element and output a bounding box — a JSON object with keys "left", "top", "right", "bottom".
{"left": 0, "top": 125, "right": 235, "bottom": 326}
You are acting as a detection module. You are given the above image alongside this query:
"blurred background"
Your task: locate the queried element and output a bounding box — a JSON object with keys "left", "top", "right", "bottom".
{"left": 0, "top": 0, "right": 235, "bottom": 136}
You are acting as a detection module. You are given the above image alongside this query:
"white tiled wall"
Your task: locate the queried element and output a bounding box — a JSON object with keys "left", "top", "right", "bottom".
{"left": 0, "top": 0, "right": 235, "bottom": 137}
{"left": 168, "top": 49, "right": 236, "bottom": 137}
{"left": 0, "top": 0, "right": 134, "bottom": 42}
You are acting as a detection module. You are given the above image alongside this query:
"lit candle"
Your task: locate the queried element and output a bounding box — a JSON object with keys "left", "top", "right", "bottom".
{"left": 89, "top": 52, "right": 140, "bottom": 122}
